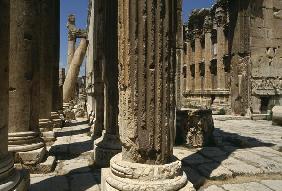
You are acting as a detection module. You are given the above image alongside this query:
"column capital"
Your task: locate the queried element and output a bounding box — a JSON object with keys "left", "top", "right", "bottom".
{"left": 193, "top": 28, "right": 202, "bottom": 39}
{"left": 67, "top": 14, "right": 87, "bottom": 40}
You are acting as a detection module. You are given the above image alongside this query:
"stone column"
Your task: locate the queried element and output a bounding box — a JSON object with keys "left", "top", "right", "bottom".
{"left": 93, "top": 1, "right": 122, "bottom": 167}
{"left": 67, "top": 15, "right": 76, "bottom": 66}
{"left": 215, "top": 6, "right": 227, "bottom": 90}
{"left": 103, "top": 1, "right": 192, "bottom": 190}
{"left": 186, "top": 40, "right": 194, "bottom": 91}
{"left": 0, "top": 1, "right": 29, "bottom": 189}
{"left": 203, "top": 15, "right": 213, "bottom": 90}
{"left": 194, "top": 29, "right": 202, "bottom": 91}
{"left": 9, "top": 0, "right": 46, "bottom": 164}
{"left": 51, "top": 0, "right": 62, "bottom": 128}
{"left": 39, "top": 0, "right": 54, "bottom": 132}
{"left": 92, "top": 0, "right": 105, "bottom": 138}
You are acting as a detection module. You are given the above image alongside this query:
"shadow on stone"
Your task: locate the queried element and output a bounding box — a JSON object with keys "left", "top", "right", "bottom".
{"left": 180, "top": 129, "right": 276, "bottom": 189}
{"left": 30, "top": 166, "right": 101, "bottom": 191}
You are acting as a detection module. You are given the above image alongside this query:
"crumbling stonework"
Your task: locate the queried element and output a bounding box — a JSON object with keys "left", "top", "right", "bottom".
{"left": 179, "top": 0, "right": 282, "bottom": 116}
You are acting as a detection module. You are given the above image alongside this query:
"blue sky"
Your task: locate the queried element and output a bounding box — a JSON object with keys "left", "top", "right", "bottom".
{"left": 60, "top": 0, "right": 215, "bottom": 74}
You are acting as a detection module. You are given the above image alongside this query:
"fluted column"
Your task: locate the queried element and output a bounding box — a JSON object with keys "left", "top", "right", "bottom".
{"left": 215, "top": 6, "right": 227, "bottom": 90}
{"left": 103, "top": 1, "right": 192, "bottom": 190}
{"left": 39, "top": 0, "right": 54, "bottom": 132}
{"left": 203, "top": 15, "right": 213, "bottom": 90}
{"left": 67, "top": 15, "right": 76, "bottom": 66}
{"left": 93, "top": 0, "right": 121, "bottom": 167}
{"left": 186, "top": 41, "right": 194, "bottom": 91}
{"left": 0, "top": 1, "right": 29, "bottom": 190}
{"left": 9, "top": 0, "right": 45, "bottom": 162}
{"left": 194, "top": 29, "right": 202, "bottom": 91}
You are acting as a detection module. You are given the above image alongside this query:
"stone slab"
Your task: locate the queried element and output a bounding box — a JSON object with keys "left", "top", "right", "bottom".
{"left": 37, "top": 156, "right": 56, "bottom": 173}
{"left": 261, "top": 180, "right": 282, "bottom": 191}
{"left": 200, "top": 185, "right": 225, "bottom": 191}
{"left": 222, "top": 182, "right": 273, "bottom": 191}
{"left": 30, "top": 174, "right": 69, "bottom": 191}
{"left": 56, "top": 158, "right": 92, "bottom": 175}
{"left": 70, "top": 173, "right": 100, "bottom": 191}
{"left": 197, "top": 162, "right": 233, "bottom": 180}
{"left": 16, "top": 147, "right": 46, "bottom": 165}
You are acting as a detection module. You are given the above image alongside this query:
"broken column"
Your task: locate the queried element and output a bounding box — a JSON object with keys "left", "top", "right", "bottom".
{"left": 39, "top": 0, "right": 54, "bottom": 135}
{"left": 203, "top": 15, "right": 213, "bottom": 91}
{"left": 0, "top": 1, "right": 29, "bottom": 189}
{"left": 215, "top": 6, "right": 227, "bottom": 90}
{"left": 63, "top": 38, "right": 88, "bottom": 103}
{"left": 93, "top": 0, "right": 122, "bottom": 167}
{"left": 103, "top": 0, "right": 192, "bottom": 190}
{"left": 9, "top": 0, "right": 46, "bottom": 165}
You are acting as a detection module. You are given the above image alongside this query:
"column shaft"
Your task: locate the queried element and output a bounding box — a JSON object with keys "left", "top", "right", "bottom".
{"left": 186, "top": 41, "right": 193, "bottom": 91}
{"left": 0, "top": 2, "right": 29, "bottom": 189}
{"left": 9, "top": 0, "right": 45, "bottom": 154}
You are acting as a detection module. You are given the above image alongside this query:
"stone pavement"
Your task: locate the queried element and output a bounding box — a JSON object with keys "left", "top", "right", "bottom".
{"left": 30, "top": 119, "right": 101, "bottom": 191}
{"left": 29, "top": 118, "right": 282, "bottom": 191}
{"left": 175, "top": 118, "right": 282, "bottom": 190}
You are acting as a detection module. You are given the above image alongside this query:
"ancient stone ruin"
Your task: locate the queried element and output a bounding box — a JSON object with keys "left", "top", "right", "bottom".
{"left": 0, "top": 0, "right": 282, "bottom": 191}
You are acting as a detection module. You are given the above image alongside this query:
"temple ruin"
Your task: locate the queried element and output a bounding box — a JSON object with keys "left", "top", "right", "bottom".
{"left": 0, "top": 0, "right": 282, "bottom": 191}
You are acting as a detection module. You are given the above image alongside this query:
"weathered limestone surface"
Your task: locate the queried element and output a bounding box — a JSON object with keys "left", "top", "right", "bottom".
{"left": 9, "top": 0, "right": 45, "bottom": 164}
{"left": 63, "top": 38, "right": 88, "bottom": 102}
{"left": 0, "top": 1, "right": 29, "bottom": 190}
{"left": 103, "top": 1, "right": 192, "bottom": 190}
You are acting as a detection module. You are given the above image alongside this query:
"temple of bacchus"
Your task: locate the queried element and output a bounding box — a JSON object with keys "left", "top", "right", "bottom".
{"left": 0, "top": 0, "right": 282, "bottom": 191}
{"left": 178, "top": 0, "right": 282, "bottom": 117}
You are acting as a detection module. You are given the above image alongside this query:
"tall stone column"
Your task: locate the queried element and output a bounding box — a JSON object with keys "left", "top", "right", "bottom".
{"left": 39, "top": 0, "right": 54, "bottom": 132}
{"left": 93, "top": 0, "right": 122, "bottom": 167}
{"left": 9, "top": 0, "right": 45, "bottom": 164}
{"left": 215, "top": 6, "right": 227, "bottom": 90}
{"left": 203, "top": 15, "right": 213, "bottom": 90}
{"left": 92, "top": 0, "right": 105, "bottom": 138}
{"left": 0, "top": 1, "right": 29, "bottom": 189}
{"left": 103, "top": 1, "right": 192, "bottom": 190}
{"left": 194, "top": 29, "right": 202, "bottom": 91}
{"left": 186, "top": 40, "right": 194, "bottom": 91}
{"left": 51, "top": 0, "right": 62, "bottom": 128}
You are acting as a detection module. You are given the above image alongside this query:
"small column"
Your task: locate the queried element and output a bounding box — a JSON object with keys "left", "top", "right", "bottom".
{"left": 215, "top": 6, "right": 227, "bottom": 90}
{"left": 67, "top": 15, "right": 76, "bottom": 66}
{"left": 194, "top": 29, "right": 202, "bottom": 91}
{"left": 9, "top": 0, "right": 46, "bottom": 164}
{"left": 0, "top": 1, "right": 29, "bottom": 189}
{"left": 103, "top": 1, "right": 192, "bottom": 190}
{"left": 39, "top": 0, "right": 54, "bottom": 133}
{"left": 186, "top": 39, "right": 194, "bottom": 91}
{"left": 203, "top": 15, "right": 213, "bottom": 90}
{"left": 93, "top": 0, "right": 122, "bottom": 167}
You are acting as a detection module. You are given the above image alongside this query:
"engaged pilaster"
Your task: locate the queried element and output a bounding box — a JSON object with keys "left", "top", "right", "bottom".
{"left": 203, "top": 15, "right": 213, "bottom": 91}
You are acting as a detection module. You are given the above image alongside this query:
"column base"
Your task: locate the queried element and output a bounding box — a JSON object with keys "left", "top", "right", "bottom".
{"left": 39, "top": 119, "right": 53, "bottom": 132}
{"left": 8, "top": 131, "right": 46, "bottom": 164}
{"left": 50, "top": 112, "right": 63, "bottom": 129}
{"left": 0, "top": 155, "right": 30, "bottom": 191}
{"left": 93, "top": 132, "right": 121, "bottom": 168}
{"left": 102, "top": 153, "right": 194, "bottom": 191}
